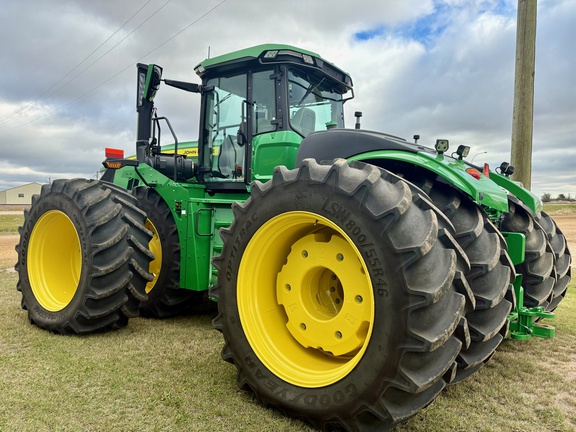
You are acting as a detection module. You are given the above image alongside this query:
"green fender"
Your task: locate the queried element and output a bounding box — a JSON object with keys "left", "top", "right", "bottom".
{"left": 348, "top": 150, "right": 510, "bottom": 212}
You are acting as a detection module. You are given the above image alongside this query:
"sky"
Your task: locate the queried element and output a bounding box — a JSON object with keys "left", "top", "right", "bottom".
{"left": 0, "top": 0, "right": 574, "bottom": 198}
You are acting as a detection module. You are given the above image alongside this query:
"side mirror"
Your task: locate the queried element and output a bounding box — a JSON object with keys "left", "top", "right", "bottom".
{"left": 137, "top": 63, "right": 163, "bottom": 108}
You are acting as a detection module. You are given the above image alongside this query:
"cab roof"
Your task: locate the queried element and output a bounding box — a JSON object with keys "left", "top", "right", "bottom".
{"left": 194, "top": 44, "right": 353, "bottom": 90}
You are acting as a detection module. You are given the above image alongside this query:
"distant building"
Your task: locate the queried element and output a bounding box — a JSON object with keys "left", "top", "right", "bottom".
{"left": 0, "top": 183, "right": 43, "bottom": 205}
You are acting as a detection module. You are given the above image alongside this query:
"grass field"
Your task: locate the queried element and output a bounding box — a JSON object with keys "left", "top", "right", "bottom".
{"left": 1, "top": 207, "right": 575, "bottom": 431}
{"left": 0, "top": 214, "right": 23, "bottom": 234}
{"left": 544, "top": 203, "right": 576, "bottom": 216}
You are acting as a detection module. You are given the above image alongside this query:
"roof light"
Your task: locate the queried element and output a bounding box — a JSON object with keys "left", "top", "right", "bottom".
{"left": 483, "top": 163, "right": 490, "bottom": 177}
{"left": 498, "top": 161, "right": 515, "bottom": 177}
{"left": 456, "top": 145, "right": 470, "bottom": 160}
{"left": 435, "top": 139, "right": 449, "bottom": 154}
{"left": 302, "top": 54, "right": 314, "bottom": 64}
{"left": 264, "top": 50, "right": 278, "bottom": 59}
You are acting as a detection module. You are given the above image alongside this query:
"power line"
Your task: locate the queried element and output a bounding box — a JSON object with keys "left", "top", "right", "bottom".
{"left": 1, "top": 0, "right": 227, "bottom": 131}
{"left": 0, "top": 0, "right": 169, "bottom": 126}
{"left": 137, "top": 0, "right": 227, "bottom": 59}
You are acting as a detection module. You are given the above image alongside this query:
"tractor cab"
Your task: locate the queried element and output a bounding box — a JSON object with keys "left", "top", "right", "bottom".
{"left": 193, "top": 45, "right": 353, "bottom": 191}
{"left": 127, "top": 45, "right": 353, "bottom": 192}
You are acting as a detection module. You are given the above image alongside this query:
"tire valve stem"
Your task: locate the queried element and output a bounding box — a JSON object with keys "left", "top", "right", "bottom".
{"left": 300, "top": 323, "right": 307, "bottom": 331}
{"left": 335, "top": 331, "right": 342, "bottom": 339}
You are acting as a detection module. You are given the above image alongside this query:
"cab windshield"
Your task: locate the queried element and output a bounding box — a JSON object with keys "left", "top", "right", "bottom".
{"left": 288, "top": 69, "right": 344, "bottom": 137}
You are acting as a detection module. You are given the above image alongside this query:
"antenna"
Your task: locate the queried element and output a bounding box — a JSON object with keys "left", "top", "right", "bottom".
{"left": 208, "top": 46, "right": 211, "bottom": 59}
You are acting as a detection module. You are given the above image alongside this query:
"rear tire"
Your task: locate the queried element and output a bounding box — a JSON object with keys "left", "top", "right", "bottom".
{"left": 535, "top": 211, "right": 572, "bottom": 312}
{"left": 501, "top": 198, "right": 555, "bottom": 308}
{"left": 16, "top": 179, "right": 153, "bottom": 334}
{"left": 407, "top": 178, "right": 514, "bottom": 383}
{"left": 133, "top": 187, "right": 202, "bottom": 317}
{"left": 212, "top": 159, "right": 466, "bottom": 430}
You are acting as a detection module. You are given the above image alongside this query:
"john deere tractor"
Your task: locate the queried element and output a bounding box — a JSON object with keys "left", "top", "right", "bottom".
{"left": 16, "top": 44, "right": 571, "bottom": 431}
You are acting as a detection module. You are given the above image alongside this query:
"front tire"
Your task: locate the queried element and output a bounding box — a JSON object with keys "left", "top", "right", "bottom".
{"left": 16, "top": 179, "right": 153, "bottom": 334}
{"left": 212, "top": 160, "right": 466, "bottom": 430}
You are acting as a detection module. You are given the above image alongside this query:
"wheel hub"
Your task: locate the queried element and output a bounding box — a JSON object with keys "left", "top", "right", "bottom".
{"left": 277, "top": 232, "right": 371, "bottom": 357}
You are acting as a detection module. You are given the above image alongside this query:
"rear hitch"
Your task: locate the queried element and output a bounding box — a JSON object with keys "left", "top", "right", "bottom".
{"left": 503, "top": 232, "right": 556, "bottom": 340}
{"left": 508, "top": 276, "right": 555, "bottom": 340}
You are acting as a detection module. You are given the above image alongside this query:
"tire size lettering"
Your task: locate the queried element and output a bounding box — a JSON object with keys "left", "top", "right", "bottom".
{"left": 322, "top": 199, "right": 388, "bottom": 287}
{"left": 321, "top": 199, "right": 351, "bottom": 225}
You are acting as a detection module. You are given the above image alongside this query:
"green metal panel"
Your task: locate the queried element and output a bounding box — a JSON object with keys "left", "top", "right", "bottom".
{"left": 489, "top": 171, "right": 542, "bottom": 214}
{"left": 107, "top": 163, "right": 247, "bottom": 292}
{"left": 502, "top": 232, "right": 526, "bottom": 266}
{"left": 251, "top": 131, "right": 302, "bottom": 182}
{"left": 348, "top": 150, "right": 509, "bottom": 212}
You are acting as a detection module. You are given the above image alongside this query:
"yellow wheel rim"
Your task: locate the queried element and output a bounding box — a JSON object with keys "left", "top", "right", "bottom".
{"left": 237, "top": 211, "right": 374, "bottom": 388}
{"left": 28, "top": 210, "right": 81, "bottom": 312}
{"left": 145, "top": 218, "right": 162, "bottom": 294}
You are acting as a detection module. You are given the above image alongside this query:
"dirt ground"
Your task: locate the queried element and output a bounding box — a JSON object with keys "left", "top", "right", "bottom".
{"left": 0, "top": 235, "right": 18, "bottom": 270}
{"left": 552, "top": 215, "right": 576, "bottom": 257}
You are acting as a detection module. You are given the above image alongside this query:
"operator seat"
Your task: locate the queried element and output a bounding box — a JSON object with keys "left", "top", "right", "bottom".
{"left": 292, "top": 107, "right": 316, "bottom": 137}
{"left": 218, "top": 135, "right": 244, "bottom": 179}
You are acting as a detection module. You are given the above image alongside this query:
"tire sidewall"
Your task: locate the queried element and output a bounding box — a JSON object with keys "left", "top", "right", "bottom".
{"left": 219, "top": 180, "right": 409, "bottom": 416}
{"left": 18, "top": 191, "right": 92, "bottom": 328}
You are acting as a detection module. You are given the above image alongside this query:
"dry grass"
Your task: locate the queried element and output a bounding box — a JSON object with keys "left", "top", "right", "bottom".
{"left": 1, "top": 210, "right": 575, "bottom": 431}
{"left": 544, "top": 203, "right": 576, "bottom": 216}
{"left": 0, "top": 214, "right": 24, "bottom": 234}
{"left": 1, "top": 270, "right": 574, "bottom": 431}
{"left": 0, "top": 271, "right": 314, "bottom": 431}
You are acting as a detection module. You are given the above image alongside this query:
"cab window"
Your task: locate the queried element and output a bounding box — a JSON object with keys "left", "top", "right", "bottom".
{"left": 203, "top": 74, "right": 247, "bottom": 182}
{"left": 288, "top": 69, "right": 344, "bottom": 137}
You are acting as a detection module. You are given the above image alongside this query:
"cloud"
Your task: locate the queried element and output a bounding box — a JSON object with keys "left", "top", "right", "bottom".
{"left": 0, "top": 0, "right": 574, "bottom": 200}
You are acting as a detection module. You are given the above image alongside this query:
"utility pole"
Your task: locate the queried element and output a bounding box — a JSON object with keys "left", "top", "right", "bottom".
{"left": 510, "top": 0, "right": 537, "bottom": 189}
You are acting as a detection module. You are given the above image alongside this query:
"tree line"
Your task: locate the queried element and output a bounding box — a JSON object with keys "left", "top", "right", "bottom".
{"left": 541, "top": 193, "right": 575, "bottom": 203}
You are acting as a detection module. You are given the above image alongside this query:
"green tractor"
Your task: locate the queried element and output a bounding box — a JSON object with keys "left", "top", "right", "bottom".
{"left": 16, "top": 44, "right": 571, "bottom": 430}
